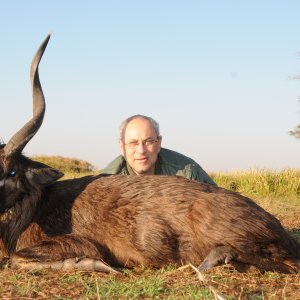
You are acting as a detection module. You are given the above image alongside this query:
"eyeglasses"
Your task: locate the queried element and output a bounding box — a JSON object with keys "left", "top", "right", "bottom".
{"left": 124, "top": 138, "right": 159, "bottom": 149}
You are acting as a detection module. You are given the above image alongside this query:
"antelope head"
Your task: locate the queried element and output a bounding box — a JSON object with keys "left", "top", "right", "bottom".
{"left": 0, "top": 35, "right": 63, "bottom": 232}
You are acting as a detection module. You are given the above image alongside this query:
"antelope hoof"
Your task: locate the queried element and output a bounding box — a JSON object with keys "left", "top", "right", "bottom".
{"left": 198, "top": 246, "right": 237, "bottom": 272}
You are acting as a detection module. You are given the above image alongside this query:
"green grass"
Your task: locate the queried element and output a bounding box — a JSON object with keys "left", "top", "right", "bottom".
{"left": 211, "top": 168, "right": 300, "bottom": 199}
{"left": 1, "top": 264, "right": 299, "bottom": 299}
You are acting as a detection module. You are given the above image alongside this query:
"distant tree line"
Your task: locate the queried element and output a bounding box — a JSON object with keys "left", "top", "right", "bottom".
{"left": 289, "top": 123, "right": 300, "bottom": 139}
{"left": 290, "top": 53, "right": 300, "bottom": 139}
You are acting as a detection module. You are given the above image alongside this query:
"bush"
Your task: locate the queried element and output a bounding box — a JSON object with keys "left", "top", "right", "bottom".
{"left": 32, "top": 155, "right": 97, "bottom": 176}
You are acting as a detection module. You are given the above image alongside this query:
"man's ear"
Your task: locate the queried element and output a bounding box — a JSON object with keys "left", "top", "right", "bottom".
{"left": 119, "top": 139, "right": 125, "bottom": 156}
{"left": 157, "top": 136, "right": 162, "bottom": 151}
{"left": 25, "top": 167, "right": 64, "bottom": 186}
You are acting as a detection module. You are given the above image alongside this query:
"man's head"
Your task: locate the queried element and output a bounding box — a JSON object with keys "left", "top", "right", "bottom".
{"left": 119, "top": 115, "right": 162, "bottom": 175}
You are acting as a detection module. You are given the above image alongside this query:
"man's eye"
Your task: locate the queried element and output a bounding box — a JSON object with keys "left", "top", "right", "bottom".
{"left": 145, "top": 139, "right": 156, "bottom": 146}
{"left": 8, "top": 170, "right": 16, "bottom": 177}
{"left": 128, "top": 142, "right": 138, "bottom": 147}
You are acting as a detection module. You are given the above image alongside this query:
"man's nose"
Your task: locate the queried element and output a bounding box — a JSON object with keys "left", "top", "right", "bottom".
{"left": 135, "top": 142, "right": 147, "bottom": 153}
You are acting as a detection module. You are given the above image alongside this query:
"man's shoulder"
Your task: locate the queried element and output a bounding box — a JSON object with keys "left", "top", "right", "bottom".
{"left": 102, "top": 155, "right": 127, "bottom": 174}
{"left": 159, "top": 148, "right": 197, "bottom": 168}
{"left": 158, "top": 148, "right": 216, "bottom": 185}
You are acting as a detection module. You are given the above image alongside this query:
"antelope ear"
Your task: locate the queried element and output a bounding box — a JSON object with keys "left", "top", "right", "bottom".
{"left": 25, "top": 167, "right": 64, "bottom": 186}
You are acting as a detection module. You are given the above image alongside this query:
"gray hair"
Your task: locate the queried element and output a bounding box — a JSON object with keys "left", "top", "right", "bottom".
{"left": 119, "top": 114, "right": 161, "bottom": 141}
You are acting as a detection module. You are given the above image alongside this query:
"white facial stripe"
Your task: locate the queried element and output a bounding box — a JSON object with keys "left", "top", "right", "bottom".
{"left": 0, "top": 179, "right": 4, "bottom": 187}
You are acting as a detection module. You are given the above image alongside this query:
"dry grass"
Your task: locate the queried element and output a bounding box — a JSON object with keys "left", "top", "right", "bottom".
{"left": 0, "top": 257, "right": 299, "bottom": 299}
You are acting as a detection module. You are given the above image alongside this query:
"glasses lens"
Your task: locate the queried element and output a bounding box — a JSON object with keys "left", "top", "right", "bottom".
{"left": 125, "top": 139, "right": 157, "bottom": 149}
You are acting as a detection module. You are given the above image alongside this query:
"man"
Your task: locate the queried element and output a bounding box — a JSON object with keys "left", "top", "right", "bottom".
{"left": 102, "top": 114, "right": 216, "bottom": 185}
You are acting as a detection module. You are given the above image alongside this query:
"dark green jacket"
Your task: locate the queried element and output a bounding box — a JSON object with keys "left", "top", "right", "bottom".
{"left": 102, "top": 148, "right": 216, "bottom": 185}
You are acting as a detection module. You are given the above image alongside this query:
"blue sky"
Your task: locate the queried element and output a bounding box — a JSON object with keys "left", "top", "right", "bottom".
{"left": 1, "top": 1, "right": 299, "bottom": 172}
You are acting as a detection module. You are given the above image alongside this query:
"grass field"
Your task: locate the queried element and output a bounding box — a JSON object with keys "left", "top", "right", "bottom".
{"left": 1, "top": 157, "right": 299, "bottom": 299}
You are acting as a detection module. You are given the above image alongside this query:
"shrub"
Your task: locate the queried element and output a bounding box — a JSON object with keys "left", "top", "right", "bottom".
{"left": 32, "top": 155, "right": 97, "bottom": 177}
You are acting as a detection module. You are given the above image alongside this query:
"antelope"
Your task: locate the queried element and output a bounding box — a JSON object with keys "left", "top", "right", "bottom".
{"left": 0, "top": 34, "right": 299, "bottom": 274}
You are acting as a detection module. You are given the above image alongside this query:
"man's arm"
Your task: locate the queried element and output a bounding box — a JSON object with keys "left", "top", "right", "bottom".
{"left": 190, "top": 163, "right": 217, "bottom": 186}
{"left": 101, "top": 155, "right": 128, "bottom": 175}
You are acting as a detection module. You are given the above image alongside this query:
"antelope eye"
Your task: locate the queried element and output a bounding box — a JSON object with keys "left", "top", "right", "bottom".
{"left": 8, "top": 170, "right": 16, "bottom": 177}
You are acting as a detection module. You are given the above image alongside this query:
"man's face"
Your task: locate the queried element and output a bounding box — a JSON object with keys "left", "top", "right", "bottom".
{"left": 120, "top": 117, "right": 161, "bottom": 175}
